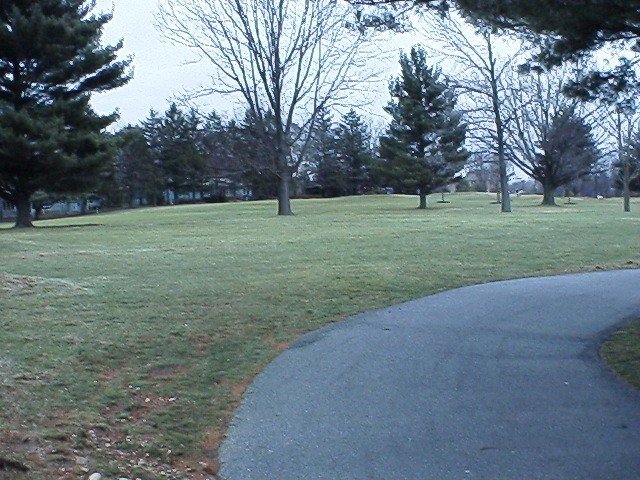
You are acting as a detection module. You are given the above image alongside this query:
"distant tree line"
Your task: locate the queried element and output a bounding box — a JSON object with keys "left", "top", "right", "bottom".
{"left": 96, "top": 42, "right": 636, "bottom": 214}
{"left": 93, "top": 105, "right": 377, "bottom": 208}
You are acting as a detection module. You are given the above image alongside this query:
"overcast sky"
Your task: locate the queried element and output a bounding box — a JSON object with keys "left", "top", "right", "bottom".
{"left": 91, "top": 0, "right": 208, "bottom": 127}
{"left": 91, "top": 0, "right": 417, "bottom": 129}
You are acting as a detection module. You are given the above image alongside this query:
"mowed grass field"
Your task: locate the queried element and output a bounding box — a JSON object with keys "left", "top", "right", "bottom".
{"left": 1, "top": 193, "right": 639, "bottom": 479}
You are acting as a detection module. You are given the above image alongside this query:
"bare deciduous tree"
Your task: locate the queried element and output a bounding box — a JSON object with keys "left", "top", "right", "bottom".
{"left": 421, "top": 10, "right": 523, "bottom": 212}
{"left": 505, "top": 66, "right": 601, "bottom": 205}
{"left": 157, "top": 0, "right": 372, "bottom": 215}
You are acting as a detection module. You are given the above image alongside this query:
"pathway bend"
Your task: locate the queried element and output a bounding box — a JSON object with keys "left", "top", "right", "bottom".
{"left": 220, "top": 270, "right": 640, "bottom": 480}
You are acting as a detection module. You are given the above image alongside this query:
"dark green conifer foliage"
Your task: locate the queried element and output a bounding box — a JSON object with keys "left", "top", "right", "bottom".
{"left": 452, "top": 0, "right": 640, "bottom": 99}
{"left": 335, "top": 110, "right": 373, "bottom": 195}
{"left": 312, "top": 108, "right": 345, "bottom": 197}
{"left": 0, "top": 0, "right": 130, "bottom": 227}
{"left": 142, "top": 104, "right": 207, "bottom": 203}
{"left": 232, "top": 110, "right": 280, "bottom": 200}
{"left": 359, "top": 0, "right": 639, "bottom": 99}
{"left": 378, "top": 47, "right": 467, "bottom": 209}
{"left": 113, "top": 126, "right": 159, "bottom": 207}
{"left": 454, "top": 0, "right": 640, "bottom": 59}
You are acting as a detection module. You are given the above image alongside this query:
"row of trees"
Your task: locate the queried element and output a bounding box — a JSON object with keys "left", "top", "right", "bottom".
{"left": 154, "top": 0, "right": 640, "bottom": 214}
{"left": 103, "top": 40, "right": 637, "bottom": 213}
{"left": 105, "top": 44, "right": 468, "bottom": 212}
{"left": 1, "top": 0, "right": 640, "bottom": 227}
{"left": 363, "top": 0, "right": 640, "bottom": 211}
{"left": 101, "top": 105, "right": 379, "bottom": 208}
{"left": 112, "top": 15, "right": 640, "bottom": 210}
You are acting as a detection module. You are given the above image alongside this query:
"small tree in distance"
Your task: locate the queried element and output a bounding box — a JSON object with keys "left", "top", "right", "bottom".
{"left": 378, "top": 47, "right": 468, "bottom": 209}
{"left": 113, "top": 126, "right": 159, "bottom": 208}
{"left": 535, "top": 111, "right": 599, "bottom": 205}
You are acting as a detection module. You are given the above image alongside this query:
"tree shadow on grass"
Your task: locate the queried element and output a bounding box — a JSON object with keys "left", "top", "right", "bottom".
{"left": 0, "top": 223, "right": 104, "bottom": 232}
{"left": 517, "top": 203, "right": 571, "bottom": 209}
{"left": 34, "top": 223, "right": 105, "bottom": 229}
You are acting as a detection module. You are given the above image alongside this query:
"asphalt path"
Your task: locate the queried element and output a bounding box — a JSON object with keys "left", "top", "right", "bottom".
{"left": 220, "top": 270, "right": 640, "bottom": 480}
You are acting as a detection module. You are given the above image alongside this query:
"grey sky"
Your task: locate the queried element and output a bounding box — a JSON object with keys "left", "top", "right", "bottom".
{"left": 92, "top": 0, "right": 207, "bottom": 126}
{"left": 91, "top": 0, "right": 418, "bottom": 129}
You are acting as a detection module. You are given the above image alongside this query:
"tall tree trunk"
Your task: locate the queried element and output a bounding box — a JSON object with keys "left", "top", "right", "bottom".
{"left": 623, "top": 160, "right": 631, "bottom": 213}
{"left": 542, "top": 182, "right": 556, "bottom": 206}
{"left": 15, "top": 198, "right": 33, "bottom": 228}
{"left": 617, "top": 109, "right": 631, "bottom": 213}
{"left": 80, "top": 196, "right": 88, "bottom": 215}
{"left": 498, "top": 159, "right": 511, "bottom": 212}
{"left": 278, "top": 172, "right": 293, "bottom": 216}
{"left": 487, "top": 34, "right": 511, "bottom": 213}
{"left": 275, "top": 126, "right": 294, "bottom": 215}
{"left": 418, "top": 189, "right": 427, "bottom": 209}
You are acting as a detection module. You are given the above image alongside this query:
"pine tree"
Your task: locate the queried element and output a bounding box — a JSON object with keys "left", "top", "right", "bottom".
{"left": 162, "top": 105, "right": 207, "bottom": 201}
{"left": 140, "top": 110, "right": 168, "bottom": 204}
{"left": 141, "top": 105, "right": 208, "bottom": 204}
{"left": 535, "top": 111, "right": 600, "bottom": 206}
{"left": 200, "top": 111, "right": 243, "bottom": 199}
{"left": 335, "top": 110, "right": 373, "bottom": 195}
{"left": 378, "top": 47, "right": 468, "bottom": 209}
{"left": 113, "top": 126, "right": 159, "bottom": 208}
{"left": 311, "top": 108, "right": 346, "bottom": 197}
{"left": 232, "top": 110, "right": 280, "bottom": 200}
{"left": 0, "top": 0, "right": 131, "bottom": 227}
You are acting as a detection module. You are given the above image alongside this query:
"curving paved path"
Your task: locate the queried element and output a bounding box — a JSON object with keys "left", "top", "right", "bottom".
{"left": 220, "top": 270, "right": 640, "bottom": 480}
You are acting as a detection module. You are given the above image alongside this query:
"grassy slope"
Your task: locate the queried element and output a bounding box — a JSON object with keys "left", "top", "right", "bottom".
{"left": 1, "top": 194, "right": 638, "bottom": 479}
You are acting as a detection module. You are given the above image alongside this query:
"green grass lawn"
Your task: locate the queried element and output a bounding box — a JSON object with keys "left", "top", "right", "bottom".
{"left": 1, "top": 193, "right": 638, "bottom": 479}
{"left": 601, "top": 321, "right": 640, "bottom": 390}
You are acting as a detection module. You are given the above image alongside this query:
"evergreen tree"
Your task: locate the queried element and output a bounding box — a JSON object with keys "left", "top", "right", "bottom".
{"left": 160, "top": 104, "right": 206, "bottom": 202}
{"left": 0, "top": 0, "right": 131, "bottom": 227}
{"left": 141, "top": 105, "right": 208, "bottom": 204}
{"left": 200, "top": 111, "right": 243, "bottom": 199}
{"left": 311, "top": 108, "right": 346, "bottom": 197}
{"left": 378, "top": 47, "right": 468, "bottom": 209}
{"left": 232, "top": 110, "right": 280, "bottom": 200}
{"left": 140, "top": 110, "right": 168, "bottom": 204}
{"left": 507, "top": 70, "right": 601, "bottom": 205}
{"left": 113, "top": 126, "right": 159, "bottom": 207}
{"left": 529, "top": 111, "right": 600, "bottom": 205}
{"left": 335, "top": 110, "right": 373, "bottom": 195}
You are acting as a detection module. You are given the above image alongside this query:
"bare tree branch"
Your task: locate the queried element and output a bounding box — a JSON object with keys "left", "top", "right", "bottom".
{"left": 157, "top": 0, "right": 376, "bottom": 214}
